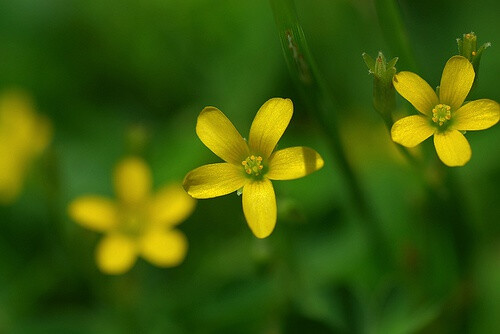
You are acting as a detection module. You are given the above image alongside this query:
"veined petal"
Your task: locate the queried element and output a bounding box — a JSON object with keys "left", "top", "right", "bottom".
{"left": 183, "top": 163, "right": 247, "bottom": 199}
{"left": 150, "top": 183, "right": 196, "bottom": 227}
{"left": 114, "top": 156, "right": 152, "bottom": 205}
{"left": 68, "top": 196, "right": 118, "bottom": 232}
{"left": 140, "top": 229, "right": 188, "bottom": 267}
{"left": 242, "top": 179, "right": 277, "bottom": 239}
{"left": 248, "top": 98, "right": 293, "bottom": 159}
{"left": 196, "top": 107, "right": 249, "bottom": 164}
{"left": 391, "top": 115, "right": 435, "bottom": 147}
{"left": 434, "top": 130, "right": 471, "bottom": 167}
{"left": 453, "top": 99, "right": 500, "bottom": 131}
{"left": 96, "top": 234, "right": 137, "bottom": 274}
{"left": 393, "top": 72, "right": 438, "bottom": 116}
{"left": 439, "top": 56, "right": 474, "bottom": 111}
{"left": 267, "top": 147, "right": 324, "bottom": 180}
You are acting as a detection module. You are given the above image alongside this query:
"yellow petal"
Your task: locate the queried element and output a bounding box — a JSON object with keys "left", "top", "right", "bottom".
{"left": 96, "top": 234, "right": 137, "bottom": 274}
{"left": 242, "top": 179, "right": 277, "bottom": 238}
{"left": 150, "top": 183, "right": 196, "bottom": 226}
{"left": 452, "top": 99, "right": 500, "bottom": 131}
{"left": 68, "top": 196, "right": 118, "bottom": 232}
{"left": 391, "top": 115, "right": 435, "bottom": 147}
{"left": 31, "top": 115, "right": 52, "bottom": 155}
{"left": 140, "top": 229, "right": 188, "bottom": 267}
{"left": 196, "top": 106, "right": 249, "bottom": 164}
{"left": 248, "top": 98, "right": 293, "bottom": 159}
{"left": 183, "top": 163, "right": 247, "bottom": 199}
{"left": 433, "top": 130, "right": 471, "bottom": 167}
{"left": 439, "top": 56, "right": 474, "bottom": 111}
{"left": 0, "top": 145, "right": 24, "bottom": 204}
{"left": 266, "top": 147, "right": 324, "bottom": 180}
{"left": 393, "top": 72, "right": 438, "bottom": 116}
{"left": 114, "top": 156, "right": 152, "bottom": 204}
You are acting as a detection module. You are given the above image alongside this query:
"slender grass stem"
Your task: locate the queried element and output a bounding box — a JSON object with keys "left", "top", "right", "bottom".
{"left": 269, "top": 0, "right": 371, "bottom": 222}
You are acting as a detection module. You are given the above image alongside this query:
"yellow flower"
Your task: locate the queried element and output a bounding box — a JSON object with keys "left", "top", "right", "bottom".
{"left": 69, "top": 156, "right": 196, "bottom": 274}
{"left": 0, "top": 90, "right": 52, "bottom": 204}
{"left": 391, "top": 56, "right": 499, "bottom": 166}
{"left": 183, "top": 98, "right": 324, "bottom": 238}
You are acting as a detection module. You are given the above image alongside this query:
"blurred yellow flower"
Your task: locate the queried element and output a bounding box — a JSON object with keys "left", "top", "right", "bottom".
{"left": 69, "top": 156, "right": 196, "bottom": 274}
{"left": 0, "top": 90, "right": 52, "bottom": 204}
{"left": 391, "top": 56, "right": 499, "bottom": 166}
{"left": 183, "top": 98, "right": 324, "bottom": 238}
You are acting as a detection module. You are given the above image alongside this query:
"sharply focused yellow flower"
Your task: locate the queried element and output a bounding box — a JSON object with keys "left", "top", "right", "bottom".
{"left": 69, "top": 156, "right": 196, "bottom": 274}
{"left": 391, "top": 56, "right": 499, "bottom": 166}
{"left": 183, "top": 98, "right": 324, "bottom": 238}
{"left": 0, "top": 90, "right": 52, "bottom": 204}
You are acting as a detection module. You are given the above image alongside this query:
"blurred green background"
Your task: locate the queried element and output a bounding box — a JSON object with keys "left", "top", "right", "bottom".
{"left": 0, "top": 0, "right": 499, "bottom": 333}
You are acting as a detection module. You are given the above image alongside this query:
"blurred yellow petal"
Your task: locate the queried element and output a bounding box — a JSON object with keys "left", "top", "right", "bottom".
{"left": 140, "top": 229, "right": 188, "bottom": 267}
{"left": 393, "top": 72, "right": 438, "bottom": 116}
{"left": 183, "top": 163, "right": 247, "bottom": 199}
{"left": 439, "top": 56, "right": 474, "bottom": 111}
{"left": 0, "top": 90, "right": 35, "bottom": 142}
{"left": 391, "top": 115, "right": 435, "bottom": 147}
{"left": 267, "top": 147, "right": 324, "bottom": 180}
{"left": 68, "top": 196, "right": 118, "bottom": 232}
{"left": 242, "top": 179, "right": 276, "bottom": 239}
{"left": 114, "top": 156, "right": 152, "bottom": 204}
{"left": 0, "top": 144, "right": 24, "bottom": 204}
{"left": 453, "top": 99, "right": 500, "bottom": 131}
{"left": 248, "top": 98, "right": 293, "bottom": 159}
{"left": 96, "top": 234, "right": 137, "bottom": 274}
{"left": 150, "top": 183, "right": 196, "bottom": 226}
{"left": 0, "top": 90, "right": 52, "bottom": 204}
{"left": 433, "top": 130, "right": 471, "bottom": 167}
{"left": 196, "top": 107, "right": 249, "bottom": 164}
{"left": 31, "top": 115, "right": 52, "bottom": 154}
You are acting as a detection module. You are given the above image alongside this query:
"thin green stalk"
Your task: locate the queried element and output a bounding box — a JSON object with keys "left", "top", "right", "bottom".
{"left": 269, "top": 0, "right": 371, "bottom": 221}
{"left": 269, "top": 0, "right": 394, "bottom": 272}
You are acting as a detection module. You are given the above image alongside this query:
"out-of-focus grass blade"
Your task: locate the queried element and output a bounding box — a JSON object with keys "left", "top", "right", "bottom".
{"left": 270, "top": 0, "right": 391, "bottom": 268}
{"left": 374, "top": 0, "right": 417, "bottom": 71}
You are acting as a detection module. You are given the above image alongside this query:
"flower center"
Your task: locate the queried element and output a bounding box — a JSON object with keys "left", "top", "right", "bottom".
{"left": 242, "top": 155, "right": 264, "bottom": 176}
{"left": 432, "top": 104, "right": 452, "bottom": 126}
{"left": 119, "top": 204, "right": 148, "bottom": 236}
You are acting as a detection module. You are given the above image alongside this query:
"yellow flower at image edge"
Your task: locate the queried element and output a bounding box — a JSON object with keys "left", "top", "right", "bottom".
{"left": 391, "top": 56, "right": 499, "bottom": 166}
{"left": 0, "top": 90, "right": 52, "bottom": 204}
{"left": 69, "top": 157, "right": 196, "bottom": 274}
{"left": 183, "top": 98, "right": 324, "bottom": 239}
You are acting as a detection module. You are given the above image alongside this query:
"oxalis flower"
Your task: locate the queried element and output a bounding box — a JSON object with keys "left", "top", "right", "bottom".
{"left": 69, "top": 156, "right": 196, "bottom": 274}
{"left": 183, "top": 98, "right": 324, "bottom": 238}
{"left": 391, "top": 55, "right": 499, "bottom": 166}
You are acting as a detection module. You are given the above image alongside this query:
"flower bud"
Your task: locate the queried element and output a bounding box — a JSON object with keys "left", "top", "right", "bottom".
{"left": 457, "top": 32, "right": 490, "bottom": 89}
{"left": 363, "top": 51, "right": 398, "bottom": 124}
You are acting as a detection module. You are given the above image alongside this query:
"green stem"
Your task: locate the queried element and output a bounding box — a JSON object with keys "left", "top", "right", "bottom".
{"left": 269, "top": 1, "right": 395, "bottom": 272}
{"left": 269, "top": 0, "right": 371, "bottom": 221}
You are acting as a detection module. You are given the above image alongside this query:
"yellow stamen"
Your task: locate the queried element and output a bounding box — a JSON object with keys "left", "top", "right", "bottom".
{"left": 242, "top": 155, "right": 265, "bottom": 176}
{"left": 432, "top": 103, "right": 452, "bottom": 127}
